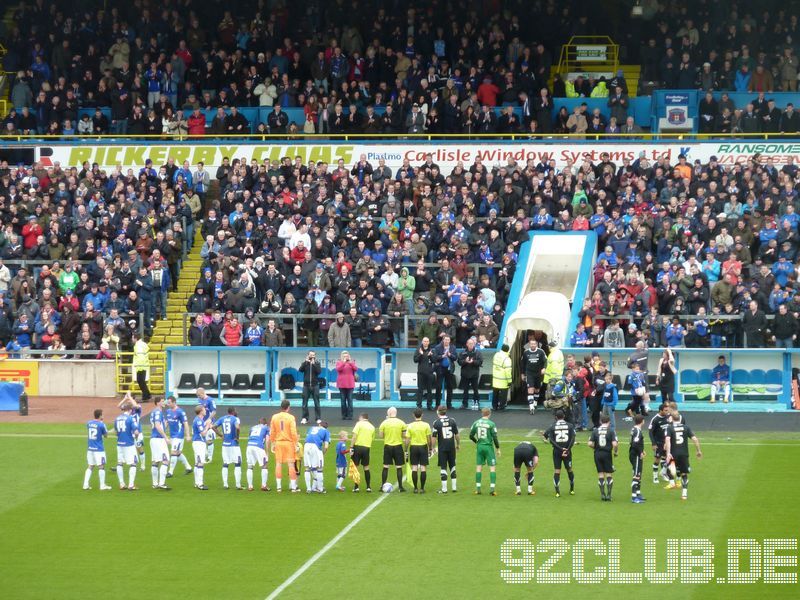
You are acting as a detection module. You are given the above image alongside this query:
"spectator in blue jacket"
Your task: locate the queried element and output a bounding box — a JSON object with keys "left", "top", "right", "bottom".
{"left": 710, "top": 355, "right": 731, "bottom": 403}
{"left": 665, "top": 318, "right": 686, "bottom": 347}
{"left": 82, "top": 282, "right": 107, "bottom": 312}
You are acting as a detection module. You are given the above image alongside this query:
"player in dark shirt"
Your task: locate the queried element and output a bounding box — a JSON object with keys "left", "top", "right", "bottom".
{"left": 664, "top": 412, "right": 702, "bottom": 501}
{"left": 431, "top": 405, "right": 460, "bottom": 494}
{"left": 521, "top": 339, "right": 547, "bottom": 414}
{"left": 648, "top": 403, "right": 671, "bottom": 484}
{"left": 542, "top": 409, "right": 576, "bottom": 497}
{"left": 629, "top": 414, "right": 646, "bottom": 503}
{"left": 512, "top": 441, "right": 539, "bottom": 496}
{"left": 588, "top": 414, "right": 618, "bottom": 501}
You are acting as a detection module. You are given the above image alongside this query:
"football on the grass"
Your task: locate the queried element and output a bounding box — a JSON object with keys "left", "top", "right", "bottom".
{"left": 381, "top": 482, "right": 394, "bottom": 493}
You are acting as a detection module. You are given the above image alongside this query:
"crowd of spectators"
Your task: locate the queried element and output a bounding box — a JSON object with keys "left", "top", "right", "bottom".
{"left": 6, "top": 1, "right": 800, "bottom": 137}
{"left": 567, "top": 152, "right": 800, "bottom": 350}
{"left": 0, "top": 158, "right": 195, "bottom": 355}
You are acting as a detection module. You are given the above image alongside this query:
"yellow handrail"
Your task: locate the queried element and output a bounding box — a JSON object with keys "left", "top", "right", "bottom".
{"left": 115, "top": 351, "right": 166, "bottom": 395}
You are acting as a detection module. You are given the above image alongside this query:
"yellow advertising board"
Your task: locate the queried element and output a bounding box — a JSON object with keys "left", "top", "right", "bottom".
{"left": 0, "top": 360, "right": 39, "bottom": 394}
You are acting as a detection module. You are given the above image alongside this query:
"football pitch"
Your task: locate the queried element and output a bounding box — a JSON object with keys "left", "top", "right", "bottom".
{"left": 1, "top": 422, "right": 799, "bottom": 599}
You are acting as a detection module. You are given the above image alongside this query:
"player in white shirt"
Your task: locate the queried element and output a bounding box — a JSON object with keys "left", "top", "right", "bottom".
{"left": 245, "top": 417, "right": 271, "bottom": 491}
{"left": 84, "top": 409, "right": 112, "bottom": 490}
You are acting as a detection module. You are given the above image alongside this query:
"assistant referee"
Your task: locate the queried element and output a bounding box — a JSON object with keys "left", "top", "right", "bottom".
{"left": 378, "top": 407, "right": 407, "bottom": 492}
{"left": 405, "top": 408, "right": 433, "bottom": 493}
{"left": 350, "top": 413, "right": 376, "bottom": 492}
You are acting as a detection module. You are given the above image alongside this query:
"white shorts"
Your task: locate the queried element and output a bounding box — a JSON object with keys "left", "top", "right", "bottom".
{"left": 222, "top": 445, "right": 242, "bottom": 465}
{"left": 170, "top": 438, "right": 185, "bottom": 454}
{"left": 87, "top": 451, "right": 106, "bottom": 467}
{"left": 192, "top": 441, "right": 207, "bottom": 466}
{"left": 117, "top": 445, "right": 137, "bottom": 465}
{"left": 246, "top": 446, "right": 268, "bottom": 468}
{"left": 150, "top": 438, "right": 169, "bottom": 463}
{"left": 135, "top": 432, "right": 144, "bottom": 448}
{"left": 304, "top": 443, "right": 324, "bottom": 470}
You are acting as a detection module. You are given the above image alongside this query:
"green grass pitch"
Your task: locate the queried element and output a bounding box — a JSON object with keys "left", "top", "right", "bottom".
{"left": 1, "top": 423, "right": 799, "bottom": 599}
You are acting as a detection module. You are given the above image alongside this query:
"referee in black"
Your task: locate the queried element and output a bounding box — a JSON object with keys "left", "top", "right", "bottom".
{"left": 512, "top": 441, "right": 539, "bottom": 495}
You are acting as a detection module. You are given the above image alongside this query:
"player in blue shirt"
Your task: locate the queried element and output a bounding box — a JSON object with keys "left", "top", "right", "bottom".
{"left": 213, "top": 408, "right": 242, "bottom": 489}
{"left": 119, "top": 392, "right": 147, "bottom": 472}
{"left": 335, "top": 431, "right": 349, "bottom": 491}
{"left": 166, "top": 396, "right": 192, "bottom": 478}
{"left": 84, "top": 409, "right": 112, "bottom": 491}
{"left": 196, "top": 387, "right": 217, "bottom": 463}
{"left": 245, "top": 418, "right": 271, "bottom": 491}
{"left": 149, "top": 397, "right": 172, "bottom": 490}
{"left": 114, "top": 401, "right": 141, "bottom": 490}
{"left": 303, "top": 421, "right": 331, "bottom": 493}
{"left": 711, "top": 355, "right": 731, "bottom": 404}
{"left": 624, "top": 364, "right": 648, "bottom": 421}
{"left": 191, "top": 405, "right": 211, "bottom": 490}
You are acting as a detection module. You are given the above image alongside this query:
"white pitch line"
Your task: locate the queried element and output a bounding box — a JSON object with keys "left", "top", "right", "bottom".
{"left": 525, "top": 428, "right": 537, "bottom": 438}
{"left": 265, "top": 493, "right": 389, "bottom": 599}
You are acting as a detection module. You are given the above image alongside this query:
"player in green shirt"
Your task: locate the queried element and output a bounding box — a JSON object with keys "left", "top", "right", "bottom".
{"left": 378, "top": 407, "right": 407, "bottom": 492}
{"left": 469, "top": 408, "right": 501, "bottom": 495}
{"left": 405, "top": 408, "right": 433, "bottom": 493}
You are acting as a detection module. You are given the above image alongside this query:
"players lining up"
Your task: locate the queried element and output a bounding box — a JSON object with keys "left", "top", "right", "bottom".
{"left": 84, "top": 396, "right": 700, "bottom": 501}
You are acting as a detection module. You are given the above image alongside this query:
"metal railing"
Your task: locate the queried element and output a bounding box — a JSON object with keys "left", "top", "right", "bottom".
{"left": 115, "top": 350, "right": 166, "bottom": 394}
{"left": 179, "top": 311, "right": 488, "bottom": 348}
{"left": 4, "top": 132, "right": 800, "bottom": 142}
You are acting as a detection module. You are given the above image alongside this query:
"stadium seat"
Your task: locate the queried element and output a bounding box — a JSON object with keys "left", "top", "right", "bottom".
{"left": 251, "top": 374, "right": 266, "bottom": 390}
{"left": 232, "top": 374, "right": 251, "bottom": 390}
{"left": 766, "top": 369, "right": 782, "bottom": 385}
{"left": 478, "top": 374, "right": 492, "bottom": 389}
{"left": 611, "top": 374, "right": 623, "bottom": 390}
{"left": 362, "top": 368, "right": 377, "bottom": 383}
{"left": 647, "top": 374, "right": 658, "bottom": 387}
{"left": 177, "top": 373, "right": 197, "bottom": 390}
{"left": 697, "top": 369, "right": 712, "bottom": 383}
{"left": 731, "top": 370, "right": 749, "bottom": 385}
{"left": 681, "top": 370, "right": 698, "bottom": 385}
{"left": 196, "top": 373, "right": 216, "bottom": 389}
{"left": 218, "top": 374, "right": 233, "bottom": 391}
{"left": 749, "top": 369, "right": 766, "bottom": 386}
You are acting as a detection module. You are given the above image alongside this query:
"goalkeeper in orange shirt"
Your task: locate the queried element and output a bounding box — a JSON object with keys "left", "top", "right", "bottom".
{"left": 269, "top": 400, "right": 300, "bottom": 493}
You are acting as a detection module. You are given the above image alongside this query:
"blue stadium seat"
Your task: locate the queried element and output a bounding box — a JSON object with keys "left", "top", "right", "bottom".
{"left": 766, "top": 369, "right": 782, "bottom": 385}
{"left": 749, "top": 369, "right": 766, "bottom": 386}
{"left": 731, "top": 369, "right": 749, "bottom": 385}
{"left": 697, "top": 369, "right": 712, "bottom": 383}
{"left": 681, "top": 370, "right": 698, "bottom": 385}
{"left": 361, "top": 368, "right": 377, "bottom": 383}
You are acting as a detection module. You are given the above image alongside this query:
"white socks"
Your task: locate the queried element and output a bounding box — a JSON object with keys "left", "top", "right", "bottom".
{"left": 261, "top": 468, "right": 268, "bottom": 488}
{"left": 222, "top": 465, "right": 229, "bottom": 487}
{"left": 234, "top": 466, "right": 241, "bottom": 488}
{"left": 99, "top": 469, "right": 106, "bottom": 487}
{"left": 84, "top": 468, "right": 92, "bottom": 488}
{"left": 247, "top": 467, "right": 254, "bottom": 489}
{"left": 151, "top": 465, "right": 159, "bottom": 486}
{"left": 159, "top": 464, "right": 167, "bottom": 486}
{"left": 169, "top": 456, "right": 178, "bottom": 475}
{"left": 128, "top": 466, "right": 137, "bottom": 487}
{"left": 305, "top": 470, "right": 312, "bottom": 491}
{"left": 194, "top": 464, "right": 204, "bottom": 486}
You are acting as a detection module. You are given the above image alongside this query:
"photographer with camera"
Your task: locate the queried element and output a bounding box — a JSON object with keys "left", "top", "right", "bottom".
{"left": 299, "top": 350, "right": 323, "bottom": 425}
